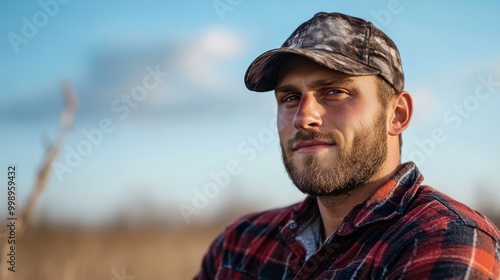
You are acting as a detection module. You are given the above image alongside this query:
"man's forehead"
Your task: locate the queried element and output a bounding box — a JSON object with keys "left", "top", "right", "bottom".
{"left": 278, "top": 55, "right": 354, "bottom": 80}
{"left": 276, "top": 56, "right": 375, "bottom": 90}
{"left": 279, "top": 55, "right": 329, "bottom": 70}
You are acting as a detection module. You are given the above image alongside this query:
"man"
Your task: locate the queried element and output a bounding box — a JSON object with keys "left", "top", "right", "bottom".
{"left": 195, "top": 12, "right": 500, "bottom": 279}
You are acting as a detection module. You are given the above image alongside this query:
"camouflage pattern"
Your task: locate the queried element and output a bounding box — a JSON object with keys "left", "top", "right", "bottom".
{"left": 244, "top": 12, "right": 405, "bottom": 92}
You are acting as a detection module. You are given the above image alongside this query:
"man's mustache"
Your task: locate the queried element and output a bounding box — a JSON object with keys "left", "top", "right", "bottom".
{"left": 286, "top": 130, "right": 341, "bottom": 150}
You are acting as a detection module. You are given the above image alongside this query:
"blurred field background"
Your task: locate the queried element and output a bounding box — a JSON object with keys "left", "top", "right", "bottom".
{"left": 1, "top": 1, "right": 500, "bottom": 279}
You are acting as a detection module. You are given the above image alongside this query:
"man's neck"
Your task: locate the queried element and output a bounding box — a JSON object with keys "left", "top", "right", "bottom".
{"left": 316, "top": 164, "right": 400, "bottom": 240}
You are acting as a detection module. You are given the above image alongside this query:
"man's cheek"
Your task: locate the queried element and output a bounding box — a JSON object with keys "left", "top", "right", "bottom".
{"left": 276, "top": 115, "right": 291, "bottom": 135}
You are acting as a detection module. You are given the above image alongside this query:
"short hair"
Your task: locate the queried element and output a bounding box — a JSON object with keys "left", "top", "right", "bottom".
{"left": 376, "top": 77, "right": 403, "bottom": 153}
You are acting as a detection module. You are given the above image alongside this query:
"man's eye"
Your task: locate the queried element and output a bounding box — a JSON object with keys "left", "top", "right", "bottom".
{"left": 282, "top": 95, "right": 300, "bottom": 103}
{"left": 326, "top": 89, "right": 345, "bottom": 95}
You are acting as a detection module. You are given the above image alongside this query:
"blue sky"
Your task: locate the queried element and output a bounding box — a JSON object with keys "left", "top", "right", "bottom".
{"left": 1, "top": 0, "right": 500, "bottom": 225}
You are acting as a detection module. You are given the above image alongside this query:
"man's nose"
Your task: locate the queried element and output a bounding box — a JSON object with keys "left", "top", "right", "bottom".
{"left": 293, "top": 95, "right": 323, "bottom": 129}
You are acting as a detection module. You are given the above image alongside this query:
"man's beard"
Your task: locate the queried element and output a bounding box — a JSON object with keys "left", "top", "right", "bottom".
{"left": 280, "top": 111, "right": 388, "bottom": 197}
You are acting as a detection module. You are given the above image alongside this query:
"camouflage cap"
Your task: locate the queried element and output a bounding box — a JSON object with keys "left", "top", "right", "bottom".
{"left": 244, "top": 12, "right": 404, "bottom": 92}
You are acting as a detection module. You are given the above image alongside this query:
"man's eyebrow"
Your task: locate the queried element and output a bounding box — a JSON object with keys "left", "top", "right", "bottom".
{"left": 275, "top": 78, "right": 355, "bottom": 94}
{"left": 275, "top": 84, "right": 300, "bottom": 93}
{"left": 307, "top": 78, "right": 354, "bottom": 89}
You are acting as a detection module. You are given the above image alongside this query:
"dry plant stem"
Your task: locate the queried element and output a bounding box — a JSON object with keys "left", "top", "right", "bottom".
{"left": 0, "top": 82, "right": 78, "bottom": 280}
{"left": 20, "top": 82, "right": 78, "bottom": 233}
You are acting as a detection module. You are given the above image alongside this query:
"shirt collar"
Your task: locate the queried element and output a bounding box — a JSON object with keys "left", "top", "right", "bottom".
{"left": 337, "top": 162, "right": 423, "bottom": 235}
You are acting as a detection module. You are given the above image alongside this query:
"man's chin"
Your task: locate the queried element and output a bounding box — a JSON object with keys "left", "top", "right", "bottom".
{"left": 298, "top": 183, "right": 362, "bottom": 197}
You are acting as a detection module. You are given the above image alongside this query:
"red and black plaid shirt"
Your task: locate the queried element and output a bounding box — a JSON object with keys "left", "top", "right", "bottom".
{"left": 195, "top": 162, "right": 500, "bottom": 279}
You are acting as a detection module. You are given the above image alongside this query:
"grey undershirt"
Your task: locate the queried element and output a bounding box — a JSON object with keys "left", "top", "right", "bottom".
{"left": 295, "top": 216, "right": 322, "bottom": 260}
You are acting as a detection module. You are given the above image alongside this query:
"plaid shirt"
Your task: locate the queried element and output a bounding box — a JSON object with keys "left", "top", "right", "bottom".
{"left": 195, "top": 162, "right": 500, "bottom": 279}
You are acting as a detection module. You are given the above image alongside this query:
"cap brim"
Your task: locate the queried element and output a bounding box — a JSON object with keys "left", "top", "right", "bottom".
{"left": 244, "top": 48, "right": 381, "bottom": 92}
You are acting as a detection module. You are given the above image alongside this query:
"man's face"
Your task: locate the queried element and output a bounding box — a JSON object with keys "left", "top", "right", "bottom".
{"left": 275, "top": 56, "right": 389, "bottom": 196}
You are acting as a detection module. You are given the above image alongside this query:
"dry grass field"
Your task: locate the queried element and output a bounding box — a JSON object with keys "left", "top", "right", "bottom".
{"left": 12, "top": 224, "right": 224, "bottom": 280}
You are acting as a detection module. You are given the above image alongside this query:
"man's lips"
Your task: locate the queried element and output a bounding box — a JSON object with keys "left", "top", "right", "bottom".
{"left": 293, "top": 140, "right": 335, "bottom": 152}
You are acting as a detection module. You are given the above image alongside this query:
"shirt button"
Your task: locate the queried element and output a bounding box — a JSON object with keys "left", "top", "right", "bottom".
{"left": 290, "top": 223, "right": 297, "bottom": 229}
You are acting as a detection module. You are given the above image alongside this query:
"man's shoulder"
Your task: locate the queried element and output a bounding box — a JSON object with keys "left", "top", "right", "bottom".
{"left": 408, "top": 184, "right": 500, "bottom": 238}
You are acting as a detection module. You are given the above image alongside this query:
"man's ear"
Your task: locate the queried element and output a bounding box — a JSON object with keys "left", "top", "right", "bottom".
{"left": 388, "top": 91, "right": 413, "bottom": 136}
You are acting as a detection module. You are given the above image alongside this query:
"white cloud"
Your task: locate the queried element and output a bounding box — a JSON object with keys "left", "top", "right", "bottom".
{"left": 177, "top": 26, "right": 245, "bottom": 94}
